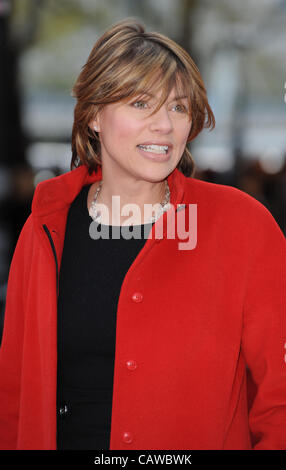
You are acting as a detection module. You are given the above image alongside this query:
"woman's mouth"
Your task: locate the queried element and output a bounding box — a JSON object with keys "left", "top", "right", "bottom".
{"left": 136, "top": 143, "right": 172, "bottom": 162}
{"left": 137, "top": 144, "right": 169, "bottom": 154}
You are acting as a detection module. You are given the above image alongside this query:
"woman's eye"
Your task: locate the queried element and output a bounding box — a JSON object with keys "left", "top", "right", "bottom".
{"left": 172, "top": 103, "right": 187, "bottom": 113}
{"left": 131, "top": 100, "right": 188, "bottom": 113}
{"left": 133, "top": 101, "right": 148, "bottom": 109}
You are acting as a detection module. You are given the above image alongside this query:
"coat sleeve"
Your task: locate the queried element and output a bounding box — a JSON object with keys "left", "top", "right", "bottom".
{"left": 0, "top": 215, "right": 34, "bottom": 449}
{"left": 241, "top": 201, "right": 286, "bottom": 449}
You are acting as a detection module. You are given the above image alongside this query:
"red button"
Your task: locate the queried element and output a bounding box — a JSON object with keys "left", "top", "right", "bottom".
{"left": 122, "top": 431, "right": 133, "bottom": 444}
{"left": 126, "top": 360, "right": 137, "bottom": 370}
{"left": 132, "top": 292, "right": 143, "bottom": 303}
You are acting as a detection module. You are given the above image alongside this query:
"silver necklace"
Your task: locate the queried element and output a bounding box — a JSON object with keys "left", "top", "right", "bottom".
{"left": 89, "top": 180, "right": 171, "bottom": 224}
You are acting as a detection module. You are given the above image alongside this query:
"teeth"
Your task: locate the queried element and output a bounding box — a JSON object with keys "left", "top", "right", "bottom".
{"left": 138, "top": 144, "right": 169, "bottom": 154}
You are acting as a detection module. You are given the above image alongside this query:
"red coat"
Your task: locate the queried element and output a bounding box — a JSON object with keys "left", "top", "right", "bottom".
{"left": 0, "top": 164, "right": 286, "bottom": 450}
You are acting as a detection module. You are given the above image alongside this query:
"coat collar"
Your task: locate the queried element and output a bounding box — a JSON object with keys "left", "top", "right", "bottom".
{"left": 32, "top": 165, "right": 102, "bottom": 217}
{"left": 31, "top": 164, "right": 187, "bottom": 217}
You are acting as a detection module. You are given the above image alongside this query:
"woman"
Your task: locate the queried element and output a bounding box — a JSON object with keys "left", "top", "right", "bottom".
{"left": 0, "top": 19, "right": 286, "bottom": 450}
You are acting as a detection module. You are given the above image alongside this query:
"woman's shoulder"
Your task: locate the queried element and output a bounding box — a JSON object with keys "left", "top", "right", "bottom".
{"left": 187, "top": 175, "right": 256, "bottom": 202}
{"left": 184, "top": 175, "right": 285, "bottom": 240}
{"left": 186, "top": 175, "right": 271, "bottom": 216}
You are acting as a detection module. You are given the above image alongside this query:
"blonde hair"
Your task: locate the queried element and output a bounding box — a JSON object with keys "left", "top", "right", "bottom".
{"left": 71, "top": 18, "right": 215, "bottom": 177}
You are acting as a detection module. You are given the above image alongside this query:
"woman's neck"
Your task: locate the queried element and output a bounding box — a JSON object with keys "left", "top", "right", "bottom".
{"left": 87, "top": 176, "right": 167, "bottom": 226}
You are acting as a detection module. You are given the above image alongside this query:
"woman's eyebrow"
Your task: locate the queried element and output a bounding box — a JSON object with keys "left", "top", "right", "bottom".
{"left": 138, "top": 92, "right": 188, "bottom": 100}
{"left": 172, "top": 95, "right": 188, "bottom": 100}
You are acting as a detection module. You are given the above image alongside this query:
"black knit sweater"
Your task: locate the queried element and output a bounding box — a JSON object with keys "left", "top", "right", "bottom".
{"left": 56, "top": 183, "right": 153, "bottom": 449}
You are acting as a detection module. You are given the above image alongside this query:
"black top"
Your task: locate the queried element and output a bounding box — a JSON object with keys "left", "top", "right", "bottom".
{"left": 57, "top": 183, "right": 154, "bottom": 449}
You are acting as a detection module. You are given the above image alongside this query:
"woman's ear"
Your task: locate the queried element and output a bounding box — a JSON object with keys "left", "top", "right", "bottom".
{"left": 89, "top": 117, "right": 100, "bottom": 133}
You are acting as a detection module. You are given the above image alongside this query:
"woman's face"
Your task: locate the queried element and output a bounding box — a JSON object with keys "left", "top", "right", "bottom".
{"left": 92, "top": 85, "right": 192, "bottom": 183}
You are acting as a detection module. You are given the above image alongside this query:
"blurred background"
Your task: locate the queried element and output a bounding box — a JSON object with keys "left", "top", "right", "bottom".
{"left": 0, "top": 0, "right": 286, "bottom": 338}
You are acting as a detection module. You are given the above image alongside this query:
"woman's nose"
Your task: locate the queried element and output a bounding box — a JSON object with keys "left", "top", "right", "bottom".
{"left": 148, "top": 105, "right": 173, "bottom": 133}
